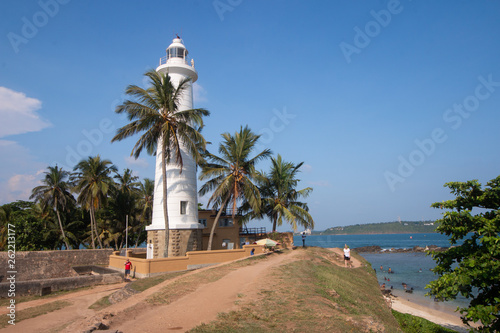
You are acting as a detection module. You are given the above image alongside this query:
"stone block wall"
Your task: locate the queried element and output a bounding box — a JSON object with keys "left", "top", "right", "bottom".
{"left": 0, "top": 249, "right": 114, "bottom": 282}
{"left": 148, "top": 229, "right": 202, "bottom": 258}
{"left": 0, "top": 272, "right": 123, "bottom": 297}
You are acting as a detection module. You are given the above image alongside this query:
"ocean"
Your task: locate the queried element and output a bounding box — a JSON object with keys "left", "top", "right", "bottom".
{"left": 293, "top": 233, "right": 470, "bottom": 313}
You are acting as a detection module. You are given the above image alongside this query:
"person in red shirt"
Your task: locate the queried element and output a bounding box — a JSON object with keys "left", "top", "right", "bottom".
{"left": 124, "top": 259, "right": 133, "bottom": 280}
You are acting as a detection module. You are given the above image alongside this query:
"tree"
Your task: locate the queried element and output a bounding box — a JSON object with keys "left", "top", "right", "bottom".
{"left": 72, "top": 155, "right": 117, "bottom": 249}
{"left": 427, "top": 176, "right": 500, "bottom": 332}
{"left": 199, "top": 125, "right": 271, "bottom": 250}
{"left": 138, "top": 178, "right": 154, "bottom": 224}
{"left": 2, "top": 201, "right": 47, "bottom": 251}
{"left": 134, "top": 178, "right": 154, "bottom": 247}
{"left": 113, "top": 168, "right": 141, "bottom": 249}
{"left": 245, "top": 154, "right": 314, "bottom": 232}
{"left": 30, "top": 165, "right": 75, "bottom": 249}
{"left": 112, "top": 70, "right": 209, "bottom": 257}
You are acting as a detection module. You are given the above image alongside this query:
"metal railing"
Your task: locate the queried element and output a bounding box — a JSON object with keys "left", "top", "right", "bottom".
{"left": 209, "top": 208, "right": 241, "bottom": 217}
{"left": 239, "top": 227, "right": 266, "bottom": 235}
{"left": 159, "top": 55, "right": 194, "bottom": 67}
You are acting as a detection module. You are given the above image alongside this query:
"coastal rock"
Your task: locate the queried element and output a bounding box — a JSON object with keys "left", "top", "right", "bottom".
{"left": 355, "top": 245, "right": 447, "bottom": 253}
{"left": 353, "top": 246, "right": 382, "bottom": 253}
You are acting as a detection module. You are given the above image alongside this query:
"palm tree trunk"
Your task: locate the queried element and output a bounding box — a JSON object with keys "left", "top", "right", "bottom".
{"left": 207, "top": 193, "right": 231, "bottom": 251}
{"left": 91, "top": 200, "right": 103, "bottom": 249}
{"left": 272, "top": 216, "right": 277, "bottom": 232}
{"left": 90, "top": 205, "right": 95, "bottom": 249}
{"left": 54, "top": 197, "right": 70, "bottom": 250}
{"left": 95, "top": 216, "right": 103, "bottom": 248}
{"left": 162, "top": 145, "right": 170, "bottom": 258}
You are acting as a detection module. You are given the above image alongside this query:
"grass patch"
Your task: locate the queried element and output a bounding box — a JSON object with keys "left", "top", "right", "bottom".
{"left": 0, "top": 300, "right": 71, "bottom": 328}
{"left": 88, "top": 295, "right": 112, "bottom": 311}
{"left": 189, "top": 247, "right": 402, "bottom": 333}
{"left": 147, "top": 252, "right": 268, "bottom": 305}
{"left": 392, "top": 310, "right": 458, "bottom": 333}
{"left": 87, "top": 270, "right": 190, "bottom": 310}
{"left": 128, "top": 271, "right": 188, "bottom": 292}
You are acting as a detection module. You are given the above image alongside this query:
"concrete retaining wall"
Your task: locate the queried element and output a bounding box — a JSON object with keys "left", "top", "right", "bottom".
{"left": 0, "top": 249, "right": 114, "bottom": 282}
{"left": 0, "top": 269, "right": 122, "bottom": 296}
{"left": 109, "top": 245, "right": 266, "bottom": 278}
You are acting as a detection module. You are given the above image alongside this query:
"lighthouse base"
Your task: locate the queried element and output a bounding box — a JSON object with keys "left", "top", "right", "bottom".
{"left": 147, "top": 229, "right": 202, "bottom": 258}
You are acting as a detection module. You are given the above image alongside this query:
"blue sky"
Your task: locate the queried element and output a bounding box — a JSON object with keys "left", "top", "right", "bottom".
{"left": 1, "top": 1, "right": 499, "bottom": 231}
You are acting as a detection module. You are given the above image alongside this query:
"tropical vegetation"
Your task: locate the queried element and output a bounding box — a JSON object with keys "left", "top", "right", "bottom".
{"left": 241, "top": 154, "right": 314, "bottom": 232}
{"left": 0, "top": 161, "right": 154, "bottom": 251}
{"left": 198, "top": 125, "right": 271, "bottom": 250}
{"left": 427, "top": 176, "right": 500, "bottom": 332}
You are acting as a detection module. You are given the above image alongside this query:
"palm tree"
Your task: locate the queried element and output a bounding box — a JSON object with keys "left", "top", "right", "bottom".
{"left": 138, "top": 178, "right": 154, "bottom": 224}
{"left": 114, "top": 168, "right": 141, "bottom": 196}
{"left": 245, "top": 155, "right": 314, "bottom": 232}
{"left": 112, "top": 70, "right": 209, "bottom": 257}
{"left": 72, "top": 155, "right": 117, "bottom": 249}
{"left": 30, "top": 165, "right": 75, "bottom": 249}
{"left": 199, "top": 126, "right": 271, "bottom": 250}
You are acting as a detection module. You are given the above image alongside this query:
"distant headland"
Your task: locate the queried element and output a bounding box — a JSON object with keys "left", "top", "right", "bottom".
{"left": 314, "top": 221, "right": 437, "bottom": 235}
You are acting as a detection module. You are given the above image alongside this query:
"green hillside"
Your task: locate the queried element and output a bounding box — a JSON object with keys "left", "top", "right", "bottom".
{"left": 317, "top": 221, "right": 438, "bottom": 235}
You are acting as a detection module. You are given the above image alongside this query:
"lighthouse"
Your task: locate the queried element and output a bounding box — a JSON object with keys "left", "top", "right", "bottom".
{"left": 146, "top": 37, "right": 203, "bottom": 258}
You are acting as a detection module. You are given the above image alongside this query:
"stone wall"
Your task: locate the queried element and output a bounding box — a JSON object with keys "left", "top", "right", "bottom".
{"left": 0, "top": 271, "right": 122, "bottom": 297}
{"left": 0, "top": 249, "right": 114, "bottom": 282}
{"left": 147, "top": 229, "right": 202, "bottom": 258}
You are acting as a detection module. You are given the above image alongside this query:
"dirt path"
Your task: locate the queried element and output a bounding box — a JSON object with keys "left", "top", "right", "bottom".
{"left": 0, "top": 283, "right": 128, "bottom": 333}
{"left": 107, "top": 250, "right": 301, "bottom": 332}
{"left": 0, "top": 283, "right": 127, "bottom": 316}
{"left": 326, "top": 247, "right": 362, "bottom": 268}
{"left": 1, "top": 248, "right": 358, "bottom": 333}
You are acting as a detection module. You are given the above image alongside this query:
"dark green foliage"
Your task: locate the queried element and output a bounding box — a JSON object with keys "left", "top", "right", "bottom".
{"left": 1, "top": 201, "right": 49, "bottom": 251}
{"left": 241, "top": 154, "right": 314, "bottom": 232}
{"left": 427, "top": 176, "right": 500, "bottom": 332}
{"left": 198, "top": 125, "right": 271, "bottom": 250}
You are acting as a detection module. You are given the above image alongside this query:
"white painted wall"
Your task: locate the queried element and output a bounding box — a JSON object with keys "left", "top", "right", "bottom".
{"left": 147, "top": 38, "right": 202, "bottom": 231}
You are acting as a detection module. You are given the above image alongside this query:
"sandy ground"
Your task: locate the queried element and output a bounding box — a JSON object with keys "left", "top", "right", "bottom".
{"left": 0, "top": 248, "right": 476, "bottom": 333}
{"left": 391, "top": 296, "right": 477, "bottom": 332}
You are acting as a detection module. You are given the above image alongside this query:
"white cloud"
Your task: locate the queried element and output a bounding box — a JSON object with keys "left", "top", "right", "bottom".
{"left": 0, "top": 86, "right": 51, "bottom": 138}
{"left": 2, "top": 170, "right": 45, "bottom": 202}
{"left": 0, "top": 140, "right": 46, "bottom": 204}
{"left": 193, "top": 82, "right": 208, "bottom": 103}
{"left": 125, "top": 156, "right": 149, "bottom": 169}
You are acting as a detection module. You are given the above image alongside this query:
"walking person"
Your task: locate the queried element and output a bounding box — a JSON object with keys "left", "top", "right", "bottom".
{"left": 124, "top": 259, "right": 133, "bottom": 280}
{"left": 343, "top": 244, "right": 352, "bottom": 268}
{"left": 302, "top": 232, "right": 307, "bottom": 247}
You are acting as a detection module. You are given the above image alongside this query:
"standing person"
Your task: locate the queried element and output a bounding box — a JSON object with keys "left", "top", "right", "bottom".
{"left": 124, "top": 259, "right": 133, "bottom": 280}
{"left": 343, "top": 244, "right": 352, "bottom": 268}
{"left": 302, "top": 232, "right": 306, "bottom": 247}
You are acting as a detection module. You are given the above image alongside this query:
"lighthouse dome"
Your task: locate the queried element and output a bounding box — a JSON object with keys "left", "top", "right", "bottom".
{"left": 166, "top": 37, "right": 188, "bottom": 60}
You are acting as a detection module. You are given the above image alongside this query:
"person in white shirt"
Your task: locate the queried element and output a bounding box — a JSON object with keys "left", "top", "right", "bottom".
{"left": 343, "top": 244, "right": 352, "bottom": 268}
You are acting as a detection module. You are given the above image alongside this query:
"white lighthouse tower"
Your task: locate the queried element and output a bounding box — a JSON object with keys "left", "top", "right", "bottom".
{"left": 146, "top": 37, "right": 203, "bottom": 258}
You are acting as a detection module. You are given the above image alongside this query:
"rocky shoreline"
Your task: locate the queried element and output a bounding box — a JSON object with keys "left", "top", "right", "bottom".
{"left": 354, "top": 245, "right": 447, "bottom": 253}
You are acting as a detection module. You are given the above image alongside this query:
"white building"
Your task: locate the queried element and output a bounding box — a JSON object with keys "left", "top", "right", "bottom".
{"left": 146, "top": 37, "right": 204, "bottom": 258}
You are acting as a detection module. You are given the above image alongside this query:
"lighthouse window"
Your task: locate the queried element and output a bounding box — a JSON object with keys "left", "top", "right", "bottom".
{"left": 168, "top": 48, "right": 185, "bottom": 59}
{"left": 180, "top": 201, "right": 188, "bottom": 215}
